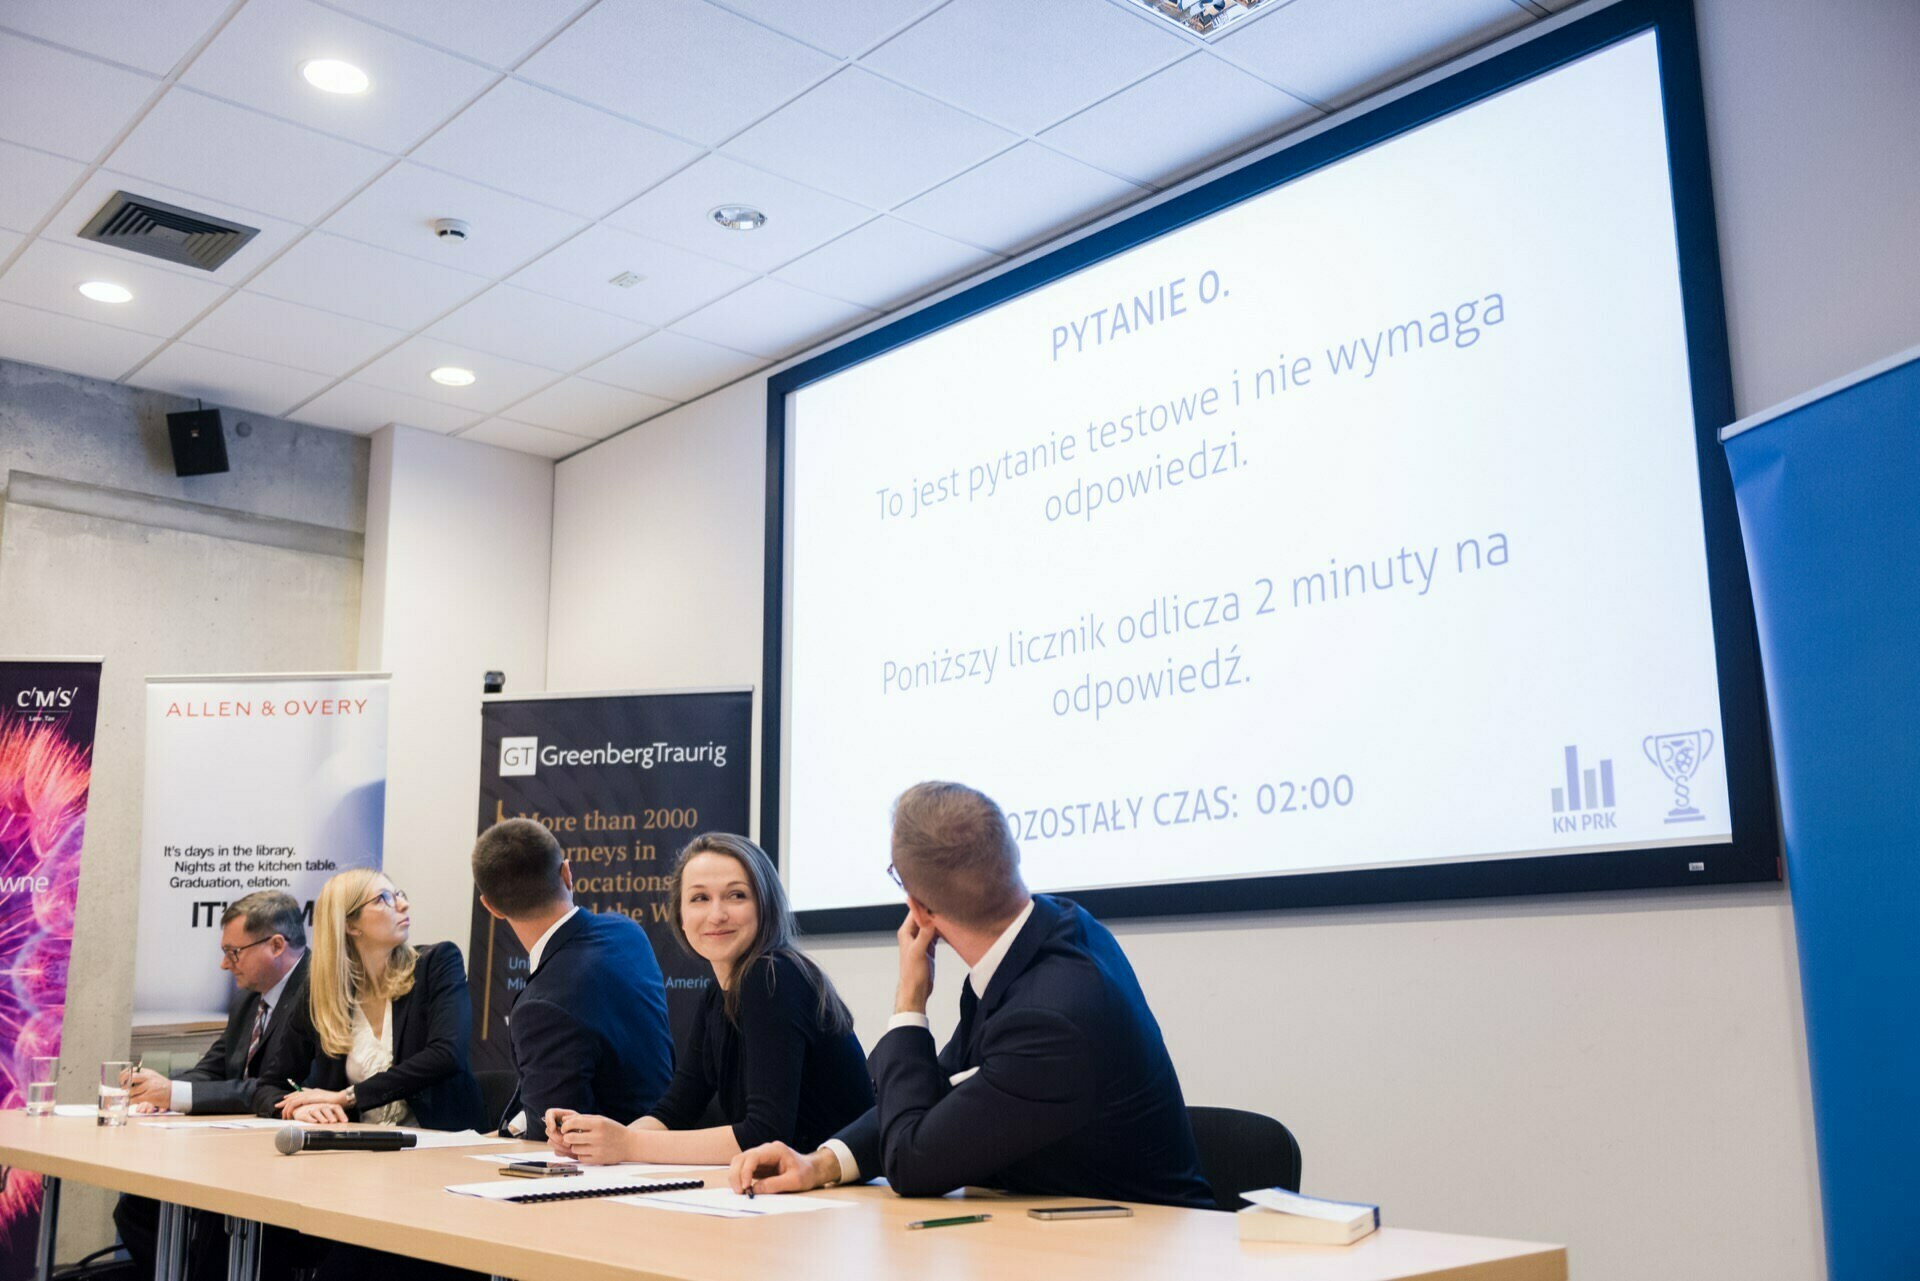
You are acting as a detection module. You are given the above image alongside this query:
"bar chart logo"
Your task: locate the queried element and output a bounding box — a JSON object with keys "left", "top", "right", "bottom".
{"left": 1550, "top": 745, "right": 1616, "bottom": 831}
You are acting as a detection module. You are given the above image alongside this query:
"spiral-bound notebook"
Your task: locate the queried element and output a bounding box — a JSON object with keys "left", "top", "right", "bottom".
{"left": 445, "top": 1174, "right": 705, "bottom": 1204}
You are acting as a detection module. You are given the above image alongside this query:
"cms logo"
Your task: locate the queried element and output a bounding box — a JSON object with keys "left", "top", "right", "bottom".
{"left": 499, "top": 737, "right": 539, "bottom": 777}
{"left": 16, "top": 688, "right": 77, "bottom": 710}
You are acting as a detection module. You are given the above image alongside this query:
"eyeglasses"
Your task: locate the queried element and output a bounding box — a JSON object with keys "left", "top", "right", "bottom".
{"left": 349, "top": 887, "right": 408, "bottom": 915}
{"left": 885, "top": 863, "right": 903, "bottom": 890}
{"left": 220, "top": 937, "right": 276, "bottom": 965}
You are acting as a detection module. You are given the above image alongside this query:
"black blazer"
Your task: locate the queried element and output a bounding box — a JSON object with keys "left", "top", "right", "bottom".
{"left": 648, "top": 952, "right": 873, "bottom": 1153}
{"left": 176, "top": 954, "right": 311, "bottom": 1115}
{"left": 253, "top": 941, "right": 485, "bottom": 1131}
{"left": 500, "top": 910, "right": 673, "bottom": 1141}
{"left": 835, "top": 895, "right": 1212, "bottom": 1208}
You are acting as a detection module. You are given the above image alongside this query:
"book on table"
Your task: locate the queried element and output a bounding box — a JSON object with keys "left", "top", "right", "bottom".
{"left": 1237, "top": 1188, "right": 1380, "bottom": 1245}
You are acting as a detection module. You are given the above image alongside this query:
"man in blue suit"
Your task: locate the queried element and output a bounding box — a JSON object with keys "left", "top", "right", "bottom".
{"left": 472, "top": 818, "right": 673, "bottom": 1141}
{"left": 730, "top": 781, "right": 1211, "bottom": 1207}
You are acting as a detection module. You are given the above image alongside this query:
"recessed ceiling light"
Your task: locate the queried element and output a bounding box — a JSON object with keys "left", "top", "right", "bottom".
{"left": 710, "top": 205, "right": 767, "bottom": 232}
{"left": 430, "top": 366, "right": 476, "bottom": 387}
{"left": 301, "top": 58, "right": 369, "bottom": 95}
{"left": 1124, "top": 0, "right": 1281, "bottom": 38}
{"left": 77, "top": 281, "right": 133, "bottom": 304}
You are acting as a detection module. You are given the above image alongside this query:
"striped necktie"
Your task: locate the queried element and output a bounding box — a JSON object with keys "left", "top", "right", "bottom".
{"left": 244, "top": 999, "right": 270, "bottom": 1073}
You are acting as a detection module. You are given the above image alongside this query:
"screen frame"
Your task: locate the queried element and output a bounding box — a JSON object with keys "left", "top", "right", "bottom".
{"left": 762, "top": 0, "right": 1779, "bottom": 934}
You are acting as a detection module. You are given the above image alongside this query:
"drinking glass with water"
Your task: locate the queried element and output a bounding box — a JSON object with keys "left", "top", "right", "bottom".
{"left": 98, "top": 1061, "right": 131, "bottom": 1127}
{"left": 25, "top": 1057, "right": 57, "bottom": 1116}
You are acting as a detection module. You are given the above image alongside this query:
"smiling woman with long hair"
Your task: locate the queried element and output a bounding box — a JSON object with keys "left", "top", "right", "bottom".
{"left": 543, "top": 833, "right": 873, "bottom": 1165}
{"left": 254, "top": 868, "right": 483, "bottom": 1131}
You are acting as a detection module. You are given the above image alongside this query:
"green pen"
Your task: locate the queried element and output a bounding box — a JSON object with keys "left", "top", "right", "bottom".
{"left": 905, "top": 1213, "right": 992, "bottom": 1230}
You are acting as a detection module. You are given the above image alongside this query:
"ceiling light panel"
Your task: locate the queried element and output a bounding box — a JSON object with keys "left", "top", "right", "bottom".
{"left": 606, "top": 154, "right": 870, "bottom": 272}
{"left": 180, "top": 0, "right": 496, "bottom": 152}
{"left": 515, "top": 0, "right": 838, "bottom": 146}
{"left": 410, "top": 80, "right": 703, "bottom": 220}
{"left": 77, "top": 281, "right": 134, "bottom": 303}
{"left": 0, "top": 239, "right": 228, "bottom": 336}
{"left": 1123, "top": 0, "right": 1285, "bottom": 39}
{"left": 356, "top": 335, "right": 558, "bottom": 413}
{"left": 0, "top": 30, "right": 161, "bottom": 162}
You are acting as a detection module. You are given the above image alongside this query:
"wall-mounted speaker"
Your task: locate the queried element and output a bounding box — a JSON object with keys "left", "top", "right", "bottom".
{"left": 166, "top": 408, "right": 229, "bottom": 477}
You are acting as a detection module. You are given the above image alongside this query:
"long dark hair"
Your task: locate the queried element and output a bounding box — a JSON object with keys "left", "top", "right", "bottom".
{"left": 667, "top": 833, "right": 853, "bottom": 1035}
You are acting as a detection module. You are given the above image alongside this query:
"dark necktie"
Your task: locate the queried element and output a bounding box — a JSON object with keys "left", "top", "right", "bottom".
{"left": 956, "top": 980, "right": 980, "bottom": 1062}
{"left": 244, "top": 999, "right": 270, "bottom": 1073}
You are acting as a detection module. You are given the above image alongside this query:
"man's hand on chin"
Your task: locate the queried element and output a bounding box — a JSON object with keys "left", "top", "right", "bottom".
{"left": 728, "top": 1141, "right": 839, "bottom": 1195}
{"left": 895, "top": 908, "right": 937, "bottom": 1015}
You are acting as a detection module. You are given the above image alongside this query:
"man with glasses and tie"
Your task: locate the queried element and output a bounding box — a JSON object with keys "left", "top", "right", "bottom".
{"left": 115, "top": 891, "right": 310, "bottom": 1277}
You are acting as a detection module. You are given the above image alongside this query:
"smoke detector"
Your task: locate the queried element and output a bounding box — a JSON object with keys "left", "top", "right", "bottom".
{"left": 433, "top": 218, "right": 471, "bottom": 241}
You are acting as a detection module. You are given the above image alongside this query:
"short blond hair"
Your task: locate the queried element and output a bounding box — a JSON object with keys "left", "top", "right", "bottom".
{"left": 890, "top": 782, "right": 1027, "bottom": 929}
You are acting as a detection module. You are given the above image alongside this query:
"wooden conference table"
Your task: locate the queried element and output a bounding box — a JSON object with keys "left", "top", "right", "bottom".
{"left": 0, "top": 1112, "right": 1566, "bottom": 1281}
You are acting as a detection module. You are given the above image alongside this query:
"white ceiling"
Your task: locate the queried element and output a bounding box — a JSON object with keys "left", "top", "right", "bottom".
{"left": 0, "top": 0, "right": 1547, "bottom": 460}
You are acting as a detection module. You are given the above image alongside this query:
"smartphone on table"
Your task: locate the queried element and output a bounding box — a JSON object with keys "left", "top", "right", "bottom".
{"left": 1028, "top": 1205, "right": 1133, "bottom": 1220}
{"left": 500, "top": 1160, "right": 584, "bottom": 1178}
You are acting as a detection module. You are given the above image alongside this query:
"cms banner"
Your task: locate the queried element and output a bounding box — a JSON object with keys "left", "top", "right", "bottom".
{"left": 134, "top": 674, "right": 389, "bottom": 1022}
{"left": 0, "top": 659, "right": 100, "bottom": 1272}
{"left": 470, "top": 688, "right": 752, "bottom": 1068}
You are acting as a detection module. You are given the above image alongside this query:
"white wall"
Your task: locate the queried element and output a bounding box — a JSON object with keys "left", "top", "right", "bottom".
{"left": 544, "top": 3, "right": 1920, "bottom": 1277}
{"left": 358, "top": 426, "right": 554, "bottom": 955}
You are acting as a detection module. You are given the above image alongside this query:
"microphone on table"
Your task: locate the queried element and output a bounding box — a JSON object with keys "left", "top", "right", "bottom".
{"left": 275, "top": 1126, "right": 417, "bottom": 1155}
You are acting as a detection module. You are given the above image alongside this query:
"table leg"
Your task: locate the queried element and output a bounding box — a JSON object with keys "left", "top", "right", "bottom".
{"left": 226, "top": 1216, "right": 263, "bottom": 1281}
{"left": 156, "top": 1202, "right": 188, "bottom": 1281}
{"left": 33, "top": 1174, "right": 59, "bottom": 1281}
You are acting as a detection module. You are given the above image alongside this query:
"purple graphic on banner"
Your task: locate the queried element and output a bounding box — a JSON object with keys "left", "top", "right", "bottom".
{"left": 0, "top": 660, "right": 100, "bottom": 1274}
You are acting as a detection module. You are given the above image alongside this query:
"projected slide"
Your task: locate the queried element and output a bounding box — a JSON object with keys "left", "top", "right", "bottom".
{"left": 784, "top": 33, "right": 1733, "bottom": 914}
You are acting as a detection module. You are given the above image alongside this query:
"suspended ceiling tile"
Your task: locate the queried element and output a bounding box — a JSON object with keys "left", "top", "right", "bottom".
{"left": 410, "top": 78, "right": 703, "bottom": 219}
{"left": 0, "top": 141, "right": 88, "bottom": 235}
{"left": 896, "top": 142, "right": 1146, "bottom": 256}
{"left": 509, "top": 223, "right": 756, "bottom": 327}
{"left": 247, "top": 231, "right": 488, "bottom": 329}
{"left": 132, "top": 341, "right": 334, "bottom": 416}
{"left": 0, "top": 30, "right": 159, "bottom": 162}
{"left": 181, "top": 0, "right": 498, "bottom": 153}
{"left": 516, "top": 0, "right": 837, "bottom": 147}
{"left": 293, "top": 379, "right": 483, "bottom": 434}
{"left": 716, "top": 0, "right": 946, "bottom": 58}
{"left": 0, "top": 238, "right": 229, "bottom": 336}
{"left": 581, "top": 329, "right": 765, "bottom": 402}
{"left": 354, "top": 333, "right": 561, "bottom": 414}
{"left": 1041, "top": 52, "right": 1321, "bottom": 188}
{"left": 306, "top": 0, "right": 589, "bottom": 71}
{"left": 38, "top": 168, "right": 303, "bottom": 284}
{"left": 0, "top": 298, "right": 166, "bottom": 381}
{"left": 457, "top": 417, "right": 597, "bottom": 459}
{"left": 324, "top": 161, "right": 589, "bottom": 279}
{"left": 606, "top": 154, "right": 875, "bottom": 273}
{"left": 427, "top": 284, "right": 651, "bottom": 372}
{"left": 182, "top": 292, "right": 408, "bottom": 377}
{"left": 0, "top": 0, "right": 234, "bottom": 77}
{"left": 670, "top": 276, "right": 877, "bottom": 360}
{"left": 863, "top": 0, "right": 1188, "bottom": 135}
{"left": 497, "top": 376, "right": 676, "bottom": 438}
{"left": 108, "top": 88, "right": 390, "bottom": 224}
{"left": 772, "top": 215, "right": 1000, "bottom": 312}
{"left": 723, "top": 68, "right": 1016, "bottom": 210}
{"left": 1214, "top": 0, "right": 1535, "bottom": 109}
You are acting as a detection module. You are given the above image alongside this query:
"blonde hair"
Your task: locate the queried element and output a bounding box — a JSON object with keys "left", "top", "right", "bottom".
{"left": 309, "top": 867, "right": 417, "bottom": 1058}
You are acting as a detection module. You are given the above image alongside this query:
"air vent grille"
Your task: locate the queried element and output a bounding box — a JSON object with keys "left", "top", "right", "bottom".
{"left": 77, "top": 191, "right": 260, "bottom": 272}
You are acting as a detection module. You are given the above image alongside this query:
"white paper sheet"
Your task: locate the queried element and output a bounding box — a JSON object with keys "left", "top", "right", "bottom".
{"left": 395, "top": 1129, "right": 517, "bottom": 1150}
{"left": 444, "top": 1171, "right": 706, "bottom": 1202}
{"left": 613, "top": 1189, "right": 858, "bottom": 1219}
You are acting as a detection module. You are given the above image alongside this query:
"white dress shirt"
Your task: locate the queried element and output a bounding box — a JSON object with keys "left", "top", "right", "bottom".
{"left": 173, "top": 962, "right": 298, "bottom": 1114}
{"left": 824, "top": 899, "right": 1035, "bottom": 1184}
{"left": 507, "top": 906, "right": 580, "bottom": 1135}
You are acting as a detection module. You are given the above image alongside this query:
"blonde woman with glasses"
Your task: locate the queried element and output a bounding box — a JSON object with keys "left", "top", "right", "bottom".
{"left": 254, "top": 868, "right": 483, "bottom": 1132}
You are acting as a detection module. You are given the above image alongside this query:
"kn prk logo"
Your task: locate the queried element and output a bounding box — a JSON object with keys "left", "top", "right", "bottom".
{"left": 498, "top": 736, "right": 539, "bottom": 777}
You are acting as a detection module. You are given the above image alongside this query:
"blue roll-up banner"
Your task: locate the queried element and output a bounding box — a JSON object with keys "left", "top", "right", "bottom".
{"left": 469, "top": 688, "right": 753, "bottom": 1072}
{"left": 1722, "top": 346, "right": 1920, "bottom": 1281}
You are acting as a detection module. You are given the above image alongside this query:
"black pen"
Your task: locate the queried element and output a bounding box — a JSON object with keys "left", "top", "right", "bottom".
{"left": 906, "top": 1214, "right": 991, "bottom": 1230}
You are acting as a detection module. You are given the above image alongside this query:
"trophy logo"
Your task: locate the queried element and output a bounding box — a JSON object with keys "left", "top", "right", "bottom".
{"left": 1642, "top": 730, "right": 1715, "bottom": 823}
